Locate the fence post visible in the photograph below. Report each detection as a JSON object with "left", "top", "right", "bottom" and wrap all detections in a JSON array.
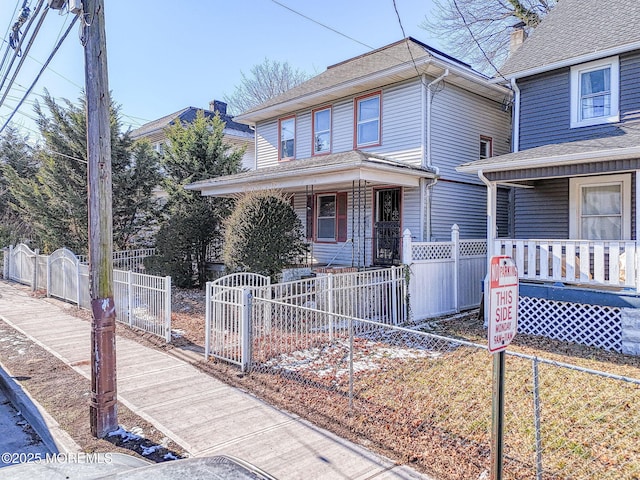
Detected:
[
  {"left": 2, "top": 247, "right": 7, "bottom": 279},
  {"left": 164, "top": 275, "right": 171, "bottom": 343},
  {"left": 75, "top": 256, "right": 81, "bottom": 307},
  {"left": 348, "top": 316, "right": 354, "bottom": 411},
  {"left": 402, "top": 229, "right": 412, "bottom": 265},
  {"left": 241, "top": 288, "right": 252, "bottom": 372},
  {"left": 204, "top": 282, "right": 212, "bottom": 361},
  {"left": 391, "top": 266, "right": 398, "bottom": 325},
  {"left": 328, "top": 273, "right": 334, "bottom": 341},
  {"left": 127, "top": 271, "right": 133, "bottom": 328},
  {"left": 452, "top": 224, "right": 460, "bottom": 313},
  {"left": 46, "top": 250, "right": 51, "bottom": 297},
  {"left": 532, "top": 357, "right": 543, "bottom": 480},
  {"left": 32, "top": 249, "right": 39, "bottom": 291}
]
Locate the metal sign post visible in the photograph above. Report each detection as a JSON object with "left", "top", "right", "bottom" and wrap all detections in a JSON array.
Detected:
[{"left": 488, "top": 256, "right": 518, "bottom": 480}]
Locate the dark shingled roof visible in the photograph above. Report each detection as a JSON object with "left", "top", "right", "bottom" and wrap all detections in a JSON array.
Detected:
[
  {"left": 131, "top": 106, "right": 252, "bottom": 140},
  {"left": 500, "top": 0, "right": 640, "bottom": 78}
]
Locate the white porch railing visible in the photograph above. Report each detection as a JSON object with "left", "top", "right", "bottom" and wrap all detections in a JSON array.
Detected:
[{"left": 494, "top": 239, "right": 639, "bottom": 289}]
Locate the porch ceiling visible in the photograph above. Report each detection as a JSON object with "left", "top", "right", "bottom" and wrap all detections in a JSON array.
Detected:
[{"left": 186, "top": 150, "right": 436, "bottom": 197}]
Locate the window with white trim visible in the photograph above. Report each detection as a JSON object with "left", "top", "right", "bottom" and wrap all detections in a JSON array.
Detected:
[
  {"left": 480, "top": 136, "right": 493, "bottom": 159},
  {"left": 569, "top": 174, "right": 630, "bottom": 240},
  {"left": 355, "top": 92, "right": 381, "bottom": 147},
  {"left": 313, "top": 107, "right": 331, "bottom": 155},
  {"left": 570, "top": 57, "right": 619, "bottom": 128},
  {"left": 316, "top": 194, "right": 336, "bottom": 241},
  {"left": 279, "top": 116, "right": 295, "bottom": 160}
]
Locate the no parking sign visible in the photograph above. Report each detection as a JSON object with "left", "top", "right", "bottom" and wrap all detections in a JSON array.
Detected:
[{"left": 488, "top": 256, "right": 518, "bottom": 353}]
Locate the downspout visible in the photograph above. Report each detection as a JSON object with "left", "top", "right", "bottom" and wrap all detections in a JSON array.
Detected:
[
  {"left": 424, "top": 69, "right": 448, "bottom": 240},
  {"left": 511, "top": 78, "right": 520, "bottom": 153},
  {"left": 478, "top": 168, "right": 495, "bottom": 324}
]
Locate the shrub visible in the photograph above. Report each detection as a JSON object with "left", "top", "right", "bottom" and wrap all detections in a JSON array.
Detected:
[{"left": 223, "top": 190, "right": 308, "bottom": 281}]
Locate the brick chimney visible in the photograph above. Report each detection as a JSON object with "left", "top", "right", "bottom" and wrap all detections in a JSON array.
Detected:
[
  {"left": 509, "top": 22, "right": 527, "bottom": 56},
  {"left": 209, "top": 100, "right": 227, "bottom": 115}
]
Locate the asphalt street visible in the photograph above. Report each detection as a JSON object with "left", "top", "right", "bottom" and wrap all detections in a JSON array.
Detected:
[{"left": 0, "top": 374, "right": 50, "bottom": 469}]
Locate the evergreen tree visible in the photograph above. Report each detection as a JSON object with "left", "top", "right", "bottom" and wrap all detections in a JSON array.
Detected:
[
  {"left": 155, "top": 110, "right": 244, "bottom": 287},
  {"left": 5, "top": 92, "right": 161, "bottom": 254},
  {"left": 0, "top": 126, "right": 37, "bottom": 246}
]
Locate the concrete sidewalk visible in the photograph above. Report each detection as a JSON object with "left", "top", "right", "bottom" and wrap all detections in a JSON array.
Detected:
[{"left": 0, "top": 281, "right": 429, "bottom": 480}]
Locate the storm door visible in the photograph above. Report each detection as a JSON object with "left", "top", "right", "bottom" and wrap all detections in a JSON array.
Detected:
[{"left": 373, "top": 188, "right": 401, "bottom": 265}]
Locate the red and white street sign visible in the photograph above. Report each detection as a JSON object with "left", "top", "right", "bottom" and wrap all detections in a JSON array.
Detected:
[{"left": 488, "top": 256, "right": 519, "bottom": 353}]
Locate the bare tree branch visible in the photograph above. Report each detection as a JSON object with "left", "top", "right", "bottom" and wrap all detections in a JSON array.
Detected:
[{"left": 422, "top": 0, "right": 557, "bottom": 74}]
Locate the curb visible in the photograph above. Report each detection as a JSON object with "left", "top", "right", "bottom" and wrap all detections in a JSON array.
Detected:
[{"left": 0, "top": 359, "right": 81, "bottom": 455}]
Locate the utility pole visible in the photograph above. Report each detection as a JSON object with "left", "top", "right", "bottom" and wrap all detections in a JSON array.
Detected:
[{"left": 83, "top": 0, "right": 118, "bottom": 437}]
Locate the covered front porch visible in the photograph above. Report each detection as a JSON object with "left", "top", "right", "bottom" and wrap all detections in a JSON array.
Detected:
[
  {"left": 457, "top": 129, "right": 640, "bottom": 354},
  {"left": 187, "top": 150, "right": 436, "bottom": 270}
]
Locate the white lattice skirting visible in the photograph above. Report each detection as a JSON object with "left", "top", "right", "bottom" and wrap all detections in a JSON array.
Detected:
[{"left": 518, "top": 296, "right": 622, "bottom": 352}]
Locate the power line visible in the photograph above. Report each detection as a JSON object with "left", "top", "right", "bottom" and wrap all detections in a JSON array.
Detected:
[
  {"left": 269, "top": 0, "right": 376, "bottom": 51},
  {"left": 0, "top": 0, "right": 48, "bottom": 108},
  {"left": 0, "top": 13, "right": 78, "bottom": 135}
]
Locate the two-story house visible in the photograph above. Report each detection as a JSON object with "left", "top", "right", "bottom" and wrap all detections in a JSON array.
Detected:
[
  {"left": 187, "top": 38, "right": 511, "bottom": 271},
  {"left": 458, "top": 0, "right": 640, "bottom": 354},
  {"left": 131, "top": 100, "right": 255, "bottom": 171}
]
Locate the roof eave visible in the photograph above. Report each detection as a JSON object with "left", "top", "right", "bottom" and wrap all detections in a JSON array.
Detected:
[{"left": 457, "top": 145, "right": 640, "bottom": 175}]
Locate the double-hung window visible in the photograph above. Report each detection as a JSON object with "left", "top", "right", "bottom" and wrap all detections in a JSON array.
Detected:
[
  {"left": 279, "top": 116, "right": 295, "bottom": 160},
  {"left": 313, "top": 107, "right": 331, "bottom": 155},
  {"left": 570, "top": 57, "right": 619, "bottom": 128},
  {"left": 354, "top": 92, "right": 381, "bottom": 147},
  {"left": 569, "top": 174, "right": 630, "bottom": 240},
  {"left": 313, "top": 193, "right": 347, "bottom": 242}
]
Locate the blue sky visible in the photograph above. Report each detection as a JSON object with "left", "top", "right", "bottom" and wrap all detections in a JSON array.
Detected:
[{"left": 0, "top": 0, "right": 443, "bottom": 139}]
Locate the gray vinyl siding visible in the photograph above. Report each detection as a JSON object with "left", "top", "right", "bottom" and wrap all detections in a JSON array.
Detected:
[
  {"left": 296, "top": 111, "right": 312, "bottom": 159},
  {"left": 513, "top": 178, "right": 569, "bottom": 239},
  {"left": 402, "top": 186, "right": 421, "bottom": 239},
  {"left": 332, "top": 99, "right": 353, "bottom": 152},
  {"left": 430, "top": 181, "right": 488, "bottom": 240},
  {"left": 519, "top": 51, "right": 640, "bottom": 149},
  {"left": 255, "top": 122, "right": 278, "bottom": 168},
  {"left": 431, "top": 82, "right": 511, "bottom": 184},
  {"left": 372, "top": 80, "right": 422, "bottom": 165},
  {"left": 496, "top": 187, "right": 512, "bottom": 238}
]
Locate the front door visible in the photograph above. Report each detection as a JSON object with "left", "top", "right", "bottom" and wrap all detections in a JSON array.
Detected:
[{"left": 374, "top": 188, "right": 401, "bottom": 265}]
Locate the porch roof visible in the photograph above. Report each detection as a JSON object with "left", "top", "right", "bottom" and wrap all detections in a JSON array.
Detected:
[
  {"left": 185, "top": 150, "right": 436, "bottom": 196},
  {"left": 456, "top": 123, "right": 640, "bottom": 182}
]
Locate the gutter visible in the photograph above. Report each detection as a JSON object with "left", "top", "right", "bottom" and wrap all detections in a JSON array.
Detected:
[{"left": 511, "top": 78, "right": 520, "bottom": 153}]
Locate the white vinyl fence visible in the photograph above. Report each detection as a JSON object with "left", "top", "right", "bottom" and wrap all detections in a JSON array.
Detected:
[
  {"left": 3, "top": 244, "right": 170, "bottom": 341},
  {"left": 403, "top": 225, "right": 487, "bottom": 319}
]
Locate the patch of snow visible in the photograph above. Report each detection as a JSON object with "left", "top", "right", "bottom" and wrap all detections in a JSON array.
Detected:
[
  {"left": 108, "top": 426, "right": 141, "bottom": 442},
  {"left": 163, "top": 452, "right": 179, "bottom": 460},
  {"left": 141, "top": 444, "right": 161, "bottom": 456}
]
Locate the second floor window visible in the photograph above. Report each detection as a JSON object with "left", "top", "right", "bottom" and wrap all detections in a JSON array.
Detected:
[
  {"left": 313, "top": 107, "right": 331, "bottom": 155},
  {"left": 279, "top": 116, "right": 295, "bottom": 160},
  {"left": 355, "top": 92, "right": 381, "bottom": 147},
  {"left": 570, "top": 57, "right": 619, "bottom": 128},
  {"left": 480, "top": 136, "right": 493, "bottom": 159}
]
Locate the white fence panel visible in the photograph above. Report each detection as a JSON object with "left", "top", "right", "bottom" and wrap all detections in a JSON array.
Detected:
[
  {"left": 9, "top": 244, "right": 37, "bottom": 287},
  {"left": 48, "top": 248, "right": 80, "bottom": 305},
  {"left": 404, "top": 226, "right": 487, "bottom": 319}
]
